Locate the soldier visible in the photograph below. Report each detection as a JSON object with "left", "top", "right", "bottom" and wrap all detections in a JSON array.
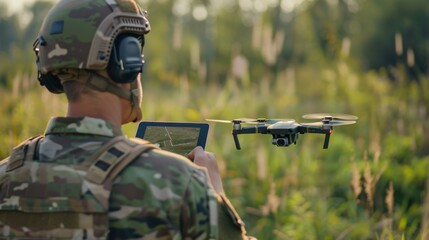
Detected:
[{"left": 0, "top": 0, "right": 254, "bottom": 239}]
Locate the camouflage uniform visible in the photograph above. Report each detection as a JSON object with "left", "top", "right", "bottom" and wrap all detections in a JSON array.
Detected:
[{"left": 0, "top": 117, "right": 250, "bottom": 239}]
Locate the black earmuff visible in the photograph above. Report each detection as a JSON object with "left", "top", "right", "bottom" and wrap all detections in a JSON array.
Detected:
[
  {"left": 33, "top": 36, "right": 64, "bottom": 94},
  {"left": 107, "top": 35, "right": 144, "bottom": 83},
  {"left": 38, "top": 72, "right": 64, "bottom": 94}
]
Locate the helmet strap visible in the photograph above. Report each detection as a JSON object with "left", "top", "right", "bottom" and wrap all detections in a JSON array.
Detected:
[{"left": 129, "top": 80, "right": 142, "bottom": 122}]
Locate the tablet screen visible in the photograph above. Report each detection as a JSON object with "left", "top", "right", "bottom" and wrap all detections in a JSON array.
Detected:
[{"left": 136, "top": 121, "right": 209, "bottom": 156}]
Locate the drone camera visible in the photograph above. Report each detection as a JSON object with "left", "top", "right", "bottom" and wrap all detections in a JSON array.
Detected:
[{"left": 272, "top": 138, "right": 289, "bottom": 147}]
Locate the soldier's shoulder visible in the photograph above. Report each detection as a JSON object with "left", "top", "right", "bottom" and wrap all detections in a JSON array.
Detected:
[
  {"left": 0, "top": 157, "right": 9, "bottom": 172},
  {"left": 0, "top": 135, "right": 43, "bottom": 173}
]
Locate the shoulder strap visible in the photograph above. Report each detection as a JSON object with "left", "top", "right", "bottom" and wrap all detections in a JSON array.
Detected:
[
  {"left": 85, "top": 138, "right": 157, "bottom": 185},
  {"left": 6, "top": 135, "right": 44, "bottom": 172}
]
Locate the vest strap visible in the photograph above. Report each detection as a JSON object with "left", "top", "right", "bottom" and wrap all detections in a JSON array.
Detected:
[
  {"left": 6, "top": 135, "right": 44, "bottom": 172},
  {"left": 85, "top": 138, "right": 156, "bottom": 185},
  {"left": 84, "top": 136, "right": 127, "bottom": 164}
]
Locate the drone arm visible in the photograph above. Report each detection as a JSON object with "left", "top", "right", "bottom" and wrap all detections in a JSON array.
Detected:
[
  {"left": 299, "top": 125, "right": 333, "bottom": 149},
  {"left": 298, "top": 126, "right": 326, "bottom": 134},
  {"left": 240, "top": 125, "right": 267, "bottom": 134},
  {"left": 231, "top": 125, "right": 267, "bottom": 150}
]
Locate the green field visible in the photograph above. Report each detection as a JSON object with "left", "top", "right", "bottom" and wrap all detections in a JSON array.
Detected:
[{"left": 143, "top": 126, "right": 200, "bottom": 156}]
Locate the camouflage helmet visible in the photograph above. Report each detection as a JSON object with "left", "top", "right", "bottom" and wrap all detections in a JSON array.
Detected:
[{"left": 35, "top": 0, "right": 151, "bottom": 74}]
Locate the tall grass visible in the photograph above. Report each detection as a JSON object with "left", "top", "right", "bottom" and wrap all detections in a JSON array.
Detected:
[
  {"left": 1, "top": 62, "right": 428, "bottom": 239},
  {"left": 137, "top": 61, "right": 429, "bottom": 239}
]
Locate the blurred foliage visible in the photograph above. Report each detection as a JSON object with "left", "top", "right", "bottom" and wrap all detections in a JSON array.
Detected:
[{"left": 0, "top": 0, "right": 428, "bottom": 239}]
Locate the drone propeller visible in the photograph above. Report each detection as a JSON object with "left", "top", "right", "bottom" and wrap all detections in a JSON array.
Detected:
[
  {"left": 206, "top": 118, "right": 259, "bottom": 124},
  {"left": 302, "top": 113, "right": 358, "bottom": 121},
  {"left": 206, "top": 119, "right": 235, "bottom": 124},
  {"left": 301, "top": 120, "right": 356, "bottom": 127}
]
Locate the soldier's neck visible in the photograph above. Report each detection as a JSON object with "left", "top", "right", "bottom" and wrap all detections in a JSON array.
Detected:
[{"left": 67, "top": 91, "right": 122, "bottom": 127}]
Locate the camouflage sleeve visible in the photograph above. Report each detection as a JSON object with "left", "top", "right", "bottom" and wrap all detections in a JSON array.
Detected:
[
  {"left": 180, "top": 167, "right": 218, "bottom": 239},
  {"left": 182, "top": 167, "right": 256, "bottom": 240}
]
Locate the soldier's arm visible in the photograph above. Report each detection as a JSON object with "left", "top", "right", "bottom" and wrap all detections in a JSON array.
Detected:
[
  {"left": 187, "top": 147, "right": 256, "bottom": 239},
  {"left": 183, "top": 168, "right": 256, "bottom": 239},
  {"left": 181, "top": 168, "right": 218, "bottom": 239}
]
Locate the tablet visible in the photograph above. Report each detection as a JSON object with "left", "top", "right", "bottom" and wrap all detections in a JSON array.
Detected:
[{"left": 136, "top": 121, "right": 209, "bottom": 156}]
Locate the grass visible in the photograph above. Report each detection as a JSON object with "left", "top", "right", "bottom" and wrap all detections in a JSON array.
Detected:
[{"left": 1, "top": 62, "right": 428, "bottom": 239}]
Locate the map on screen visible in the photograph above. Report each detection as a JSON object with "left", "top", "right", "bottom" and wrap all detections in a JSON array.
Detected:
[{"left": 136, "top": 122, "right": 209, "bottom": 157}]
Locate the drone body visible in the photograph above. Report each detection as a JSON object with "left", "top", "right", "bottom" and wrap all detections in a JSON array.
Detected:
[
  {"left": 207, "top": 113, "right": 357, "bottom": 150},
  {"left": 266, "top": 121, "right": 301, "bottom": 147}
]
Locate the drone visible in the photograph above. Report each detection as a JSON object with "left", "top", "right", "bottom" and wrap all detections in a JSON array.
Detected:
[{"left": 207, "top": 113, "right": 358, "bottom": 150}]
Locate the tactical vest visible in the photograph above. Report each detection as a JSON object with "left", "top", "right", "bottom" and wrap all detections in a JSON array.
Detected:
[{"left": 0, "top": 135, "right": 156, "bottom": 239}]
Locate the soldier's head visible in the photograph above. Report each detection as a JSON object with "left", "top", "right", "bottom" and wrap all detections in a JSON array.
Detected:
[{"left": 33, "top": 0, "right": 151, "bottom": 123}]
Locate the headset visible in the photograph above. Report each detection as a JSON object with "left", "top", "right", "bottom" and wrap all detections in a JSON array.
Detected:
[
  {"left": 107, "top": 34, "right": 144, "bottom": 84},
  {"left": 34, "top": 34, "right": 145, "bottom": 94}
]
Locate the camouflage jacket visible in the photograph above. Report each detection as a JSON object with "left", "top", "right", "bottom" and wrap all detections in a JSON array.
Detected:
[{"left": 0, "top": 117, "right": 250, "bottom": 239}]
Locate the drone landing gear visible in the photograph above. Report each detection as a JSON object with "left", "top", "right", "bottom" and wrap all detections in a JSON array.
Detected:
[
  {"left": 323, "top": 132, "right": 331, "bottom": 149},
  {"left": 233, "top": 133, "right": 241, "bottom": 150}
]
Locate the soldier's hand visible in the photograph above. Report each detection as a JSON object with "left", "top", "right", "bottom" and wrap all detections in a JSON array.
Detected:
[{"left": 188, "top": 146, "right": 224, "bottom": 196}]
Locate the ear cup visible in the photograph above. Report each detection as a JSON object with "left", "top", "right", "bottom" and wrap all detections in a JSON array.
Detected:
[
  {"left": 34, "top": 37, "right": 64, "bottom": 94},
  {"left": 38, "top": 72, "right": 64, "bottom": 94},
  {"left": 107, "top": 35, "right": 143, "bottom": 83}
]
